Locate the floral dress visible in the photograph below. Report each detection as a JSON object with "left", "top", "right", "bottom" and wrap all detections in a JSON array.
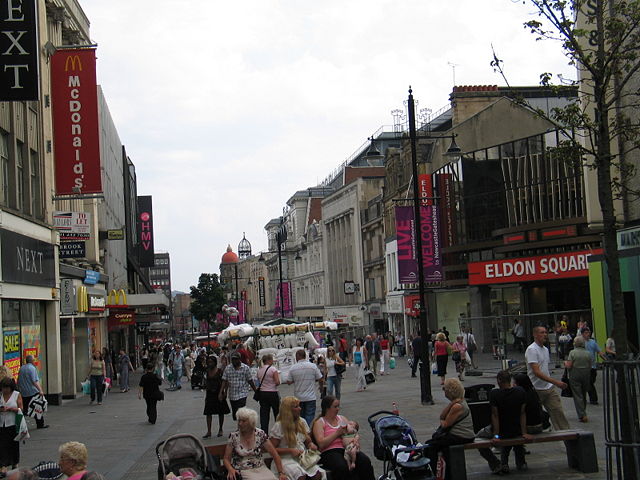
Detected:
[{"left": 229, "top": 428, "right": 269, "bottom": 470}]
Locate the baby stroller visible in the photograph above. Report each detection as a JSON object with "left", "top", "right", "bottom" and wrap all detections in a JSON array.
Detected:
[
  {"left": 156, "top": 433, "right": 223, "bottom": 480},
  {"left": 368, "top": 411, "right": 434, "bottom": 480},
  {"left": 191, "top": 366, "right": 205, "bottom": 390}
]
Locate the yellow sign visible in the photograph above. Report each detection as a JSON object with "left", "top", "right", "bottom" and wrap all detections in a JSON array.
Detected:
[
  {"left": 77, "top": 285, "right": 88, "bottom": 312},
  {"left": 64, "top": 55, "right": 83, "bottom": 72},
  {"left": 107, "top": 229, "right": 124, "bottom": 240},
  {"left": 107, "top": 289, "right": 127, "bottom": 306}
]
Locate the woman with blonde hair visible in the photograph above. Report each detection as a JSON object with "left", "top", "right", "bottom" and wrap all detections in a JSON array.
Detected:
[
  {"left": 269, "top": 396, "right": 323, "bottom": 480},
  {"left": 325, "top": 347, "right": 345, "bottom": 399},
  {"left": 257, "top": 354, "right": 280, "bottom": 434},
  {"left": 58, "top": 441, "right": 88, "bottom": 480},
  {"left": 433, "top": 332, "right": 452, "bottom": 386}
]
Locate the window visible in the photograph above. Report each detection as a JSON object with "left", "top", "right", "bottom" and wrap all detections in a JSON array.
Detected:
[
  {"left": 0, "top": 131, "right": 9, "bottom": 206},
  {"left": 30, "top": 150, "right": 42, "bottom": 218},
  {"left": 16, "top": 143, "right": 24, "bottom": 211}
]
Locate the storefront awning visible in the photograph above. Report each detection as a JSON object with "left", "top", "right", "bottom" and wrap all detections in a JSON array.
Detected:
[{"left": 125, "top": 293, "right": 170, "bottom": 308}]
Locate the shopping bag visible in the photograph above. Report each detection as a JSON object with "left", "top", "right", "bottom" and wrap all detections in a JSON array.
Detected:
[
  {"left": 431, "top": 361, "right": 438, "bottom": 374},
  {"left": 81, "top": 379, "right": 91, "bottom": 395},
  {"left": 26, "top": 394, "right": 47, "bottom": 419},
  {"left": 364, "top": 369, "right": 375, "bottom": 384},
  {"left": 561, "top": 369, "right": 573, "bottom": 398},
  {"left": 14, "top": 409, "right": 30, "bottom": 442},
  {"left": 389, "top": 357, "right": 396, "bottom": 369}
]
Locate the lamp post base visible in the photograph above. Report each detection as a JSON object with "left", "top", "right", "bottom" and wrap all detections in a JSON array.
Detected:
[{"left": 419, "top": 360, "right": 434, "bottom": 405}]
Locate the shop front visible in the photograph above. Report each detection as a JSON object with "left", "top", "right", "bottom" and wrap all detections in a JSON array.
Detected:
[{"left": 0, "top": 225, "right": 61, "bottom": 403}]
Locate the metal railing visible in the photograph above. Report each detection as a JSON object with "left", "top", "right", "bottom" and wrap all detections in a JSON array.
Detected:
[{"left": 603, "top": 357, "right": 640, "bottom": 479}]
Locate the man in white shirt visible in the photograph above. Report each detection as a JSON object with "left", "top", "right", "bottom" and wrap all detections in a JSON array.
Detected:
[
  {"left": 287, "top": 349, "right": 322, "bottom": 426},
  {"left": 525, "top": 325, "right": 570, "bottom": 430}
]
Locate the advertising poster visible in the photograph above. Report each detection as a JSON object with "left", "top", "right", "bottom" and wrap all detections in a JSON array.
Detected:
[
  {"left": 395, "top": 206, "right": 418, "bottom": 284},
  {"left": 3, "top": 329, "right": 20, "bottom": 379},
  {"left": 21, "top": 325, "right": 41, "bottom": 369}
]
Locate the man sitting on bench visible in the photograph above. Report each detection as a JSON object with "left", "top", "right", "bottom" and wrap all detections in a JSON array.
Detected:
[{"left": 478, "top": 370, "right": 533, "bottom": 475}]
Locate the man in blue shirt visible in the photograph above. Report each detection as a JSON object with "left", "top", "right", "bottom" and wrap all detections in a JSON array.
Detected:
[
  {"left": 17, "top": 355, "right": 48, "bottom": 428},
  {"left": 582, "top": 327, "right": 607, "bottom": 405}
]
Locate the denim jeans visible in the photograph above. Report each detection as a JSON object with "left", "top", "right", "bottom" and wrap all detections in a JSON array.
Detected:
[
  {"left": 172, "top": 367, "right": 182, "bottom": 388},
  {"left": 327, "top": 375, "right": 342, "bottom": 399},
  {"left": 90, "top": 375, "right": 104, "bottom": 402},
  {"left": 300, "top": 400, "right": 316, "bottom": 427}
]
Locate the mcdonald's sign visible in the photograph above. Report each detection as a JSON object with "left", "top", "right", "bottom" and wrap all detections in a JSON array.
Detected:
[
  {"left": 51, "top": 48, "right": 102, "bottom": 195},
  {"left": 106, "top": 289, "right": 128, "bottom": 309},
  {"left": 77, "top": 286, "right": 88, "bottom": 313}
]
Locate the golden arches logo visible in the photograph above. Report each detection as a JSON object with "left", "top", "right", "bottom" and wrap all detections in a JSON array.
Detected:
[
  {"left": 77, "top": 286, "right": 88, "bottom": 312},
  {"left": 107, "top": 289, "right": 127, "bottom": 305},
  {"left": 64, "top": 55, "right": 83, "bottom": 72}
]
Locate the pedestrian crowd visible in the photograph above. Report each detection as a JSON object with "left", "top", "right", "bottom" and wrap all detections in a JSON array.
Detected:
[{"left": 0, "top": 318, "right": 613, "bottom": 480}]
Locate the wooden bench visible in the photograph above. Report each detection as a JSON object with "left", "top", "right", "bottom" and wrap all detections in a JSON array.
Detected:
[{"left": 447, "top": 429, "right": 598, "bottom": 480}]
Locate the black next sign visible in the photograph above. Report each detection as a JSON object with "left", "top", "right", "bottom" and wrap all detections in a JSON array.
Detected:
[
  {"left": 0, "top": 0, "right": 39, "bottom": 101},
  {"left": 1, "top": 229, "right": 55, "bottom": 287}
]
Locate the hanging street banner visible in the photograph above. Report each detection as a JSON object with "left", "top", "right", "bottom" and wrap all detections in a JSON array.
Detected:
[
  {"left": 274, "top": 281, "right": 294, "bottom": 318},
  {"left": 53, "top": 211, "right": 91, "bottom": 240},
  {"left": 395, "top": 206, "right": 418, "bottom": 284},
  {"left": 0, "top": 0, "right": 39, "bottom": 101},
  {"left": 51, "top": 48, "right": 102, "bottom": 195},
  {"left": 258, "top": 277, "right": 266, "bottom": 306},
  {"left": 417, "top": 174, "right": 442, "bottom": 282},
  {"left": 137, "top": 196, "right": 155, "bottom": 267}
]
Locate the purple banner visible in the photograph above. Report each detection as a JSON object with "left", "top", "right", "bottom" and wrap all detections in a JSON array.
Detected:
[
  {"left": 395, "top": 206, "right": 418, "bottom": 283},
  {"left": 419, "top": 205, "right": 442, "bottom": 282},
  {"left": 395, "top": 206, "right": 442, "bottom": 284},
  {"left": 274, "top": 281, "right": 294, "bottom": 318}
]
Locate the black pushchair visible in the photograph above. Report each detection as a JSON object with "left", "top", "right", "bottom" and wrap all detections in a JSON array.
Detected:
[
  {"left": 368, "top": 411, "right": 434, "bottom": 480},
  {"left": 156, "top": 433, "right": 223, "bottom": 480},
  {"left": 191, "top": 366, "right": 205, "bottom": 390}
]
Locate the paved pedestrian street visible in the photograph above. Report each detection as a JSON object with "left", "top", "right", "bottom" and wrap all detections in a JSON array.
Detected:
[{"left": 19, "top": 357, "right": 606, "bottom": 479}]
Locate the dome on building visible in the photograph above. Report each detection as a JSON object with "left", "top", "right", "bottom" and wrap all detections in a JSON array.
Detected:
[
  {"left": 238, "top": 232, "right": 252, "bottom": 259},
  {"left": 221, "top": 244, "right": 239, "bottom": 264}
]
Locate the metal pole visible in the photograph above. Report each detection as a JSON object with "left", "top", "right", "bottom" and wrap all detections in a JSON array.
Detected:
[
  {"left": 277, "top": 230, "right": 285, "bottom": 318},
  {"left": 408, "top": 87, "right": 434, "bottom": 405},
  {"left": 235, "top": 264, "right": 239, "bottom": 320}
]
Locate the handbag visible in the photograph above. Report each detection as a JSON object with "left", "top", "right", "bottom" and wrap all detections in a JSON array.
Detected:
[
  {"left": 253, "top": 365, "right": 271, "bottom": 402},
  {"left": 364, "top": 369, "right": 375, "bottom": 384},
  {"left": 561, "top": 369, "right": 573, "bottom": 398},
  {"left": 298, "top": 449, "right": 321, "bottom": 470},
  {"left": 335, "top": 362, "right": 346, "bottom": 375},
  {"left": 150, "top": 389, "right": 165, "bottom": 401},
  {"left": 452, "top": 351, "right": 461, "bottom": 362},
  {"left": 431, "top": 405, "right": 470, "bottom": 441}
]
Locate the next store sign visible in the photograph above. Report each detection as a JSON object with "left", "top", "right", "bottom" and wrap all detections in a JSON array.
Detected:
[{"left": 468, "top": 249, "right": 602, "bottom": 285}]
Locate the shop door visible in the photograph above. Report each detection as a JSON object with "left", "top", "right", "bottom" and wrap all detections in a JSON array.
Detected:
[
  {"left": 74, "top": 318, "right": 89, "bottom": 393},
  {"left": 60, "top": 318, "right": 76, "bottom": 397},
  {"left": 624, "top": 292, "right": 639, "bottom": 352}
]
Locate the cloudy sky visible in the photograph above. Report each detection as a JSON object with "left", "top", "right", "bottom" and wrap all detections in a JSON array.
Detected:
[{"left": 80, "top": 0, "right": 574, "bottom": 292}]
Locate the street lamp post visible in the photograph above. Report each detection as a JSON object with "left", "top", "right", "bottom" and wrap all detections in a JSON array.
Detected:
[{"left": 407, "top": 87, "right": 435, "bottom": 406}]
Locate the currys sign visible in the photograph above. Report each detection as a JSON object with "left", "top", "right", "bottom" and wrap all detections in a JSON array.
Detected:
[
  {"left": 137, "top": 196, "right": 154, "bottom": 267},
  {"left": 468, "top": 249, "right": 603, "bottom": 285}
]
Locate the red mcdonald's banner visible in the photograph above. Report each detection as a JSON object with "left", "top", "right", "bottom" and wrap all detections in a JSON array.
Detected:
[{"left": 51, "top": 48, "right": 102, "bottom": 195}]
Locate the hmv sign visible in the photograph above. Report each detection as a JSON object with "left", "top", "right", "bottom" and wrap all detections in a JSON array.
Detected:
[
  {"left": 1, "top": 229, "right": 55, "bottom": 287},
  {"left": 137, "top": 195, "right": 155, "bottom": 267},
  {"left": 0, "top": 0, "right": 39, "bottom": 101}
]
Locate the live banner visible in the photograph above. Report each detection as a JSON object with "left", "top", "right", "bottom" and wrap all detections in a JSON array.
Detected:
[{"left": 51, "top": 48, "right": 102, "bottom": 195}]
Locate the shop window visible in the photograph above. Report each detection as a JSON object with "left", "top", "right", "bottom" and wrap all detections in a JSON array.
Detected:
[
  {"left": 16, "top": 143, "right": 24, "bottom": 211},
  {"left": 1, "top": 300, "right": 47, "bottom": 391},
  {"left": 30, "top": 150, "right": 42, "bottom": 219}
]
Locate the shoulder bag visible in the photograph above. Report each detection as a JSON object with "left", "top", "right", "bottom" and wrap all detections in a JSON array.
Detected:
[
  {"left": 253, "top": 365, "right": 271, "bottom": 402},
  {"left": 431, "top": 405, "right": 470, "bottom": 441},
  {"left": 298, "top": 449, "right": 321, "bottom": 469}
]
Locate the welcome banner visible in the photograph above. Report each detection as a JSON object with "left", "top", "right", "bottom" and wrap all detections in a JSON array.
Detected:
[{"left": 51, "top": 48, "right": 102, "bottom": 195}]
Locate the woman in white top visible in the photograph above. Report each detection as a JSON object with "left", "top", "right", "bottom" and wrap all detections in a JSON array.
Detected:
[
  {"left": 0, "top": 376, "right": 24, "bottom": 473},
  {"left": 270, "top": 396, "right": 324, "bottom": 480},
  {"left": 351, "top": 338, "right": 368, "bottom": 392},
  {"left": 325, "top": 347, "right": 345, "bottom": 399}
]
